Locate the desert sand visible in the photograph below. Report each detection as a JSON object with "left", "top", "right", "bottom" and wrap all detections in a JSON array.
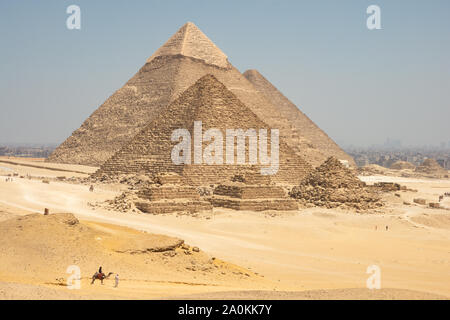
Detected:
[{"left": 0, "top": 156, "right": 449, "bottom": 299}]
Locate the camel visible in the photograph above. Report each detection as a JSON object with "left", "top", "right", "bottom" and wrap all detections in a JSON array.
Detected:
[{"left": 91, "top": 271, "right": 114, "bottom": 285}]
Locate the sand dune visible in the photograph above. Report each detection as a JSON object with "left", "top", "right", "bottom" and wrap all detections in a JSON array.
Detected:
[{"left": 0, "top": 212, "right": 265, "bottom": 299}]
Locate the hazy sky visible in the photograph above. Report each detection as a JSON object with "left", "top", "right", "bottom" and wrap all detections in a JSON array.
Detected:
[{"left": 0, "top": 0, "right": 449, "bottom": 147}]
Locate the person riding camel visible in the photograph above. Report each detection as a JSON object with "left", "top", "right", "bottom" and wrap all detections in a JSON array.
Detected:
[{"left": 91, "top": 267, "right": 113, "bottom": 285}]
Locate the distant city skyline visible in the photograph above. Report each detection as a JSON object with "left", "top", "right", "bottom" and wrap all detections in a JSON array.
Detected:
[
  {"left": 0, "top": 1, "right": 449, "bottom": 147},
  {"left": 341, "top": 138, "right": 450, "bottom": 150}
]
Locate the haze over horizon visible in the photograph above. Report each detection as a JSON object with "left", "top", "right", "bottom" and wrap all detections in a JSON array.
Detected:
[{"left": 0, "top": 0, "right": 449, "bottom": 147}]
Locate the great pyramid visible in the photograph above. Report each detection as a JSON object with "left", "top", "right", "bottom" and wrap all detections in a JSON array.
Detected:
[
  {"left": 243, "top": 69, "right": 355, "bottom": 167},
  {"left": 93, "top": 75, "right": 312, "bottom": 186},
  {"left": 48, "top": 22, "right": 351, "bottom": 168}
]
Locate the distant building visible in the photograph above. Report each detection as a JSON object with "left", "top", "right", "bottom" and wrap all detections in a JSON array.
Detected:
[
  {"left": 383, "top": 138, "right": 402, "bottom": 149},
  {"left": 355, "top": 156, "right": 369, "bottom": 167},
  {"left": 437, "top": 159, "right": 449, "bottom": 170}
]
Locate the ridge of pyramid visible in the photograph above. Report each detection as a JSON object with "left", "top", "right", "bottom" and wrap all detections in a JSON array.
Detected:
[
  {"left": 243, "top": 69, "right": 355, "bottom": 167},
  {"left": 146, "top": 22, "right": 230, "bottom": 69},
  {"left": 93, "top": 74, "right": 312, "bottom": 186}
]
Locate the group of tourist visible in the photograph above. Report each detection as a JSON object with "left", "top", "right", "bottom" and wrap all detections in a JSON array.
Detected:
[{"left": 4, "top": 177, "right": 13, "bottom": 182}]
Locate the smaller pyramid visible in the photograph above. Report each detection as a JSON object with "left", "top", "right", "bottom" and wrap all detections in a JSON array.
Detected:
[
  {"left": 134, "top": 172, "right": 212, "bottom": 215},
  {"left": 243, "top": 69, "right": 355, "bottom": 167},
  {"left": 390, "top": 161, "right": 415, "bottom": 170},
  {"left": 290, "top": 157, "right": 382, "bottom": 210},
  {"left": 209, "top": 169, "right": 298, "bottom": 211},
  {"left": 415, "top": 159, "right": 447, "bottom": 176}
]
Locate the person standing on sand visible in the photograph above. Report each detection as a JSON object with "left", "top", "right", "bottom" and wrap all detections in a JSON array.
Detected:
[{"left": 114, "top": 274, "right": 119, "bottom": 288}]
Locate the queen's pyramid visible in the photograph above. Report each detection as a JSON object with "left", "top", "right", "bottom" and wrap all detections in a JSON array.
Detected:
[{"left": 93, "top": 75, "right": 312, "bottom": 186}]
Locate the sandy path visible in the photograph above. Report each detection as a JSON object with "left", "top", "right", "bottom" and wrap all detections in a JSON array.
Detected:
[
  {"left": 1, "top": 169, "right": 450, "bottom": 298},
  {"left": 0, "top": 156, "right": 97, "bottom": 175}
]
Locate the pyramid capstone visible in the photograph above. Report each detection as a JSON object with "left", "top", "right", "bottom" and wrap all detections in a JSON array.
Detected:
[{"left": 146, "top": 22, "right": 230, "bottom": 69}]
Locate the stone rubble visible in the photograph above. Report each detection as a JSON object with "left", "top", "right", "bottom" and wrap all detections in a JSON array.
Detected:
[
  {"left": 289, "top": 157, "right": 383, "bottom": 211},
  {"left": 88, "top": 191, "right": 140, "bottom": 214}
]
